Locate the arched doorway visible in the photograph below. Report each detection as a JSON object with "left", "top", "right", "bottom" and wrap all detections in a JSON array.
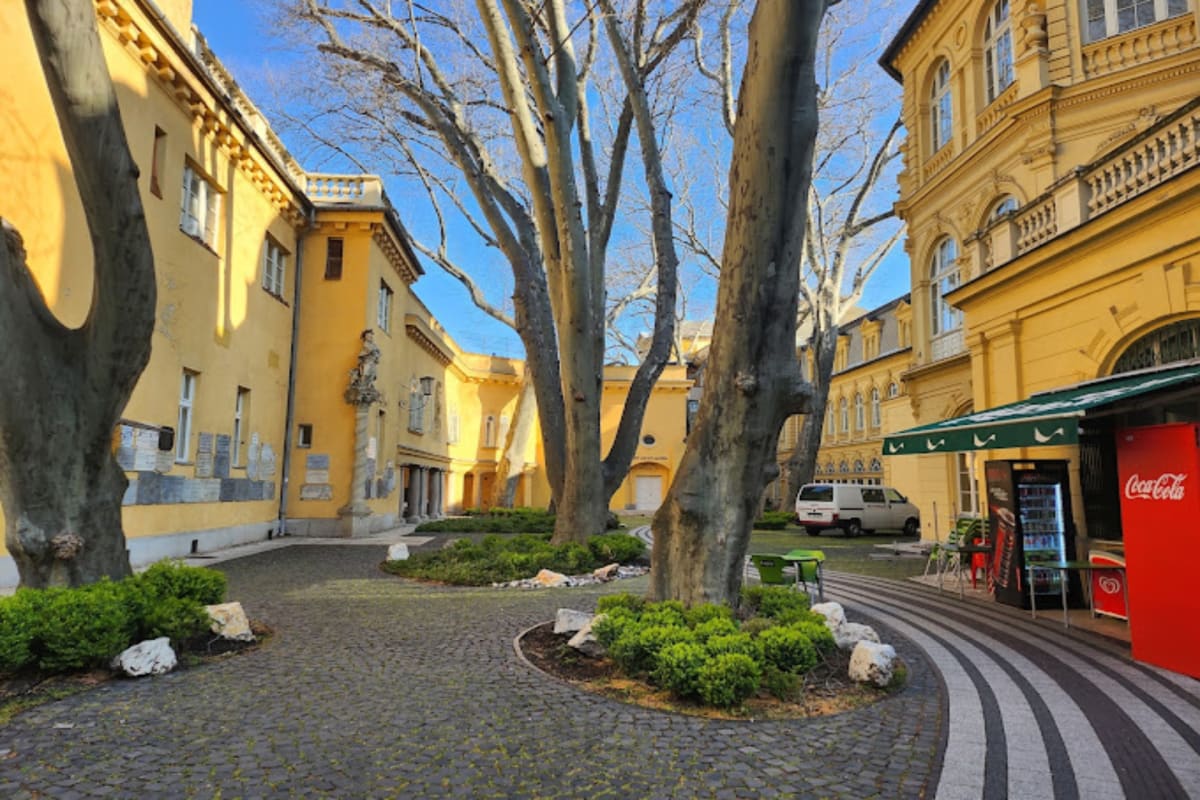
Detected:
[{"left": 628, "top": 462, "right": 670, "bottom": 512}]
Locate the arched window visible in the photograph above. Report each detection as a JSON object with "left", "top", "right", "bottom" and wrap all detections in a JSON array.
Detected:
[
  {"left": 870, "top": 388, "right": 882, "bottom": 427},
  {"left": 984, "top": 0, "right": 1013, "bottom": 103},
  {"left": 826, "top": 407, "right": 836, "bottom": 435},
  {"left": 839, "top": 460, "right": 850, "bottom": 473},
  {"left": 930, "top": 237, "right": 961, "bottom": 337},
  {"left": 825, "top": 460, "right": 836, "bottom": 474},
  {"left": 814, "top": 463, "right": 823, "bottom": 475},
  {"left": 854, "top": 393, "right": 865, "bottom": 431},
  {"left": 1086, "top": 0, "right": 1190, "bottom": 42},
  {"left": 1113, "top": 318, "right": 1200, "bottom": 374},
  {"left": 990, "top": 195, "right": 1018, "bottom": 221},
  {"left": 839, "top": 398, "right": 850, "bottom": 433},
  {"left": 930, "top": 60, "right": 953, "bottom": 152},
  {"left": 853, "top": 459, "right": 865, "bottom": 473},
  {"left": 887, "top": 382, "right": 900, "bottom": 398},
  {"left": 870, "top": 457, "right": 883, "bottom": 472}
]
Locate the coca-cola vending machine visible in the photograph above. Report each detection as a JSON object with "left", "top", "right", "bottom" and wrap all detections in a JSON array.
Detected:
[
  {"left": 1116, "top": 423, "right": 1200, "bottom": 678},
  {"left": 985, "top": 460, "right": 1081, "bottom": 609}
]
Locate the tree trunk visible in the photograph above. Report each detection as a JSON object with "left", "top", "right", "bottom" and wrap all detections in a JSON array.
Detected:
[
  {"left": 490, "top": 372, "right": 536, "bottom": 508},
  {"left": 783, "top": 323, "right": 837, "bottom": 501},
  {"left": 650, "top": 0, "right": 826, "bottom": 606},
  {"left": 0, "top": 0, "right": 156, "bottom": 587}
]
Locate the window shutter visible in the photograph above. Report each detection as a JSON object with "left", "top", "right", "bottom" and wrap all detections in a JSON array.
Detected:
[{"left": 204, "top": 185, "right": 219, "bottom": 246}]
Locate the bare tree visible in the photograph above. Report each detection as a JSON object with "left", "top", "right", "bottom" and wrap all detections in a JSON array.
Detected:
[
  {"left": 282, "top": 0, "right": 703, "bottom": 541},
  {"left": 0, "top": 0, "right": 156, "bottom": 587},
  {"left": 650, "top": 0, "right": 829, "bottom": 605},
  {"left": 682, "top": 0, "right": 905, "bottom": 507}
]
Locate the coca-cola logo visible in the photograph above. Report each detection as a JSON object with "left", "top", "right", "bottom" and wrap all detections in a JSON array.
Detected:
[{"left": 1124, "top": 473, "right": 1188, "bottom": 501}]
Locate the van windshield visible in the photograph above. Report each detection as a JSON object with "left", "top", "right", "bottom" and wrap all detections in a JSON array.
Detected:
[{"left": 798, "top": 485, "right": 833, "bottom": 502}]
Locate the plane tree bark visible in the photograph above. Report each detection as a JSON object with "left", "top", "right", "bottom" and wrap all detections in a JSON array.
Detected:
[
  {"left": 0, "top": 0, "right": 156, "bottom": 588},
  {"left": 650, "top": 0, "right": 828, "bottom": 606},
  {"left": 289, "top": 0, "right": 700, "bottom": 541}
]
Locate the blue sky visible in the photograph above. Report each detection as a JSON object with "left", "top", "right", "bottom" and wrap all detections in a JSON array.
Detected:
[{"left": 191, "top": 1, "right": 914, "bottom": 355}]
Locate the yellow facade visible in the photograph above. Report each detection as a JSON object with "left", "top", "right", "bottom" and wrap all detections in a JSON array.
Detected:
[{"left": 882, "top": 0, "right": 1200, "bottom": 543}]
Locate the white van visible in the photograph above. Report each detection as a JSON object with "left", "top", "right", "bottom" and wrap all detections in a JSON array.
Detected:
[{"left": 794, "top": 483, "right": 920, "bottom": 537}]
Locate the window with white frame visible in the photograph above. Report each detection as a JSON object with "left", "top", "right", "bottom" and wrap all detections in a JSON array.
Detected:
[
  {"left": 930, "top": 60, "right": 953, "bottom": 152},
  {"left": 930, "top": 237, "right": 961, "bottom": 337},
  {"left": 871, "top": 388, "right": 881, "bottom": 427},
  {"left": 826, "top": 407, "right": 836, "bottom": 436},
  {"left": 180, "top": 163, "right": 220, "bottom": 248},
  {"left": 262, "top": 237, "right": 287, "bottom": 298},
  {"left": 984, "top": 0, "right": 1013, "bottom": 103},
  {"left": 378, "top": 281, "right": 393, "bottom": 332},
  {"left": 232, "top": 387, "right": 249, "bottom": 466},
  {"left": 958, "top": 452, "right": 980, "bottom": 515},
  {"left": 854, "top": 393, "right": 865, "bottom": 431},
  {"left": 888, "top": 381, "right": 900, "bottom": 398},
  {"left": 990, "top": 195, "right": 1018, "bottom": 220},
  {"left": 176, "top": 370, "right": 197, "bottom": 462},
  {"left": 1085, "top": 0, "right": 1190, "bottom": 41},
  {"left": 839, "top": 398, "right": 849, "bottom": 433}
]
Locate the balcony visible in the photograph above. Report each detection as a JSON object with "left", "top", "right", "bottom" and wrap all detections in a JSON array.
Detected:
[
  {"left": 971, "top": 99, "right": 1199, "bottom": 274},
  {"left": 931, "top": 329, "right": 965, "bottom": 362},
  {"left": 305, "top": 174, "right": 386, "bottom": 207},
  {"left": 1082, "top": 15, "right": 1198, "bottom": 79}
]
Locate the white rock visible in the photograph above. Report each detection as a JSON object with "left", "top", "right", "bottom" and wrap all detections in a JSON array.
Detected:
[
  {"left": 593, "top": 563, "right": 620, "bottom": 581},
  {"left": 848, "top": 641, "right": 898, "bottom": 688},
  {"left": 809, "top": 602, "right": 847, "bottom": 630},
  {"left": 386, "top": 543, "right": 410, "bottom": 561},
  {"left": 834, "top": 621, "right": 880, "bottom": 651},
  {"left": 554, "top": 608, "right": 594, "bottom": 634},
  {"left": 205, "top": 601, "right": 255, "bottom": 642},
  {"left": 567, "top": 616, "right": 606, "bottom": 658},
  {"left": 533, "top": 569, "right": 569, "bottom": 588},
  {"left": 112, "top": 637, "right": 177, "bottom": 677}
]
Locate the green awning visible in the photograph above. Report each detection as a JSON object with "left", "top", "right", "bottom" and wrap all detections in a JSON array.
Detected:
[{"left": 882, "top": 362, "right": 1200, "bottom": 455}]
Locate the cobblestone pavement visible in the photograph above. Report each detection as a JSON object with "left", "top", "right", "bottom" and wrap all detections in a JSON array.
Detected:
[{"left": 0, "top": 544, "right": 942, "bottom": 799}]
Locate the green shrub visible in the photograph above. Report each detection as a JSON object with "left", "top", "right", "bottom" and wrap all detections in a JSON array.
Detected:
[
  {"left": 139, "top": 560, "right": 227, "bottom": 605},
  {"left": 0, "top": 589, "right": 49, "bottom": 673},
  {"left": 758, "top": 627, "right": 819, "bottom": 674},
  {"left": 705, "top": 632, "right": 764, "bottom": 663},
  {"left": 651, "top": 642, "right": 709, "bottom": 698},
  {"left": 36, "top": 581, "right": 135, "bottom": 672},
  {"left": 691, "top": 616, "right": 740, "bottom": 643},
  {"left": 137, "top": 595, "right": 212, "bottom": 647},
  {"left": 789, "top": 620, "right": 836, "bottom": 654},
  {"left": 697, "top": 653, "right": 761, "bottom": 708},
  {"left": 415, "top": 511, "right": 556, "bottom": 533},
  {"left": 596, "top": 593, "right": 645, "bottom": 616},
  {"left": 610, "top": 625, "right": 694, "bottom": 676},
  {"left": 592, "top": 608, "right": 639, "bottom": 649},
  {"left": 739, "top": 616, "right": 776, "bottom": 637},
  {"left": 683, "top": 603, "right": 734, "bottom": 628},
  {"left": 753, "top": 511, "right": 795, "bottom": 530},
  {"left": 762, "top": 665, "right": 801, "bottom": 700},
  {"left": 639, "top": 600, "right": 686, "bottom": 628},
  {"left": 587, "top": 533, "right": 645, "bottom": 564},
  {"left": 740, "top": 585, "right": 811, "bottom": 621}
]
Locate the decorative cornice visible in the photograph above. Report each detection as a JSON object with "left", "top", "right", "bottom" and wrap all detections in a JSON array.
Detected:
[
  {"left": 374, "top": 224, "right": 421, "bottom": 285},
  {"left": 405, "top": 317, "right": 454, "bottom": 366}
]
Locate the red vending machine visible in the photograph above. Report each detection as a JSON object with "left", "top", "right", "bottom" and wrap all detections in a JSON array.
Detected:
[{"left": 1116, "top": 423, "right": 1200, "bottom": 678}]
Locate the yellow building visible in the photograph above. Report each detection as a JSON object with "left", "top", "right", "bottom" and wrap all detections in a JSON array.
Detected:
[
  {"left": 880, "top": 0, "right": 1200, "bottom": 548},
  {"left": 0, "top": 0, "right": 701, "bottom": 584}
]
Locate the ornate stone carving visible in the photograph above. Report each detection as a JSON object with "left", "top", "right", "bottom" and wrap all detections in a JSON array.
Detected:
[
  {"left": 1020, "top": 1, "right": 1048, "bottom": 55},
  {"left": 345, "top": 329, "right": 382, "bottom": 406}
]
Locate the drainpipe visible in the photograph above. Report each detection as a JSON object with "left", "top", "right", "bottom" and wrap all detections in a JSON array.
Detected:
[{"left": 277, "top": 205, "right": 314, "bottom": 535}]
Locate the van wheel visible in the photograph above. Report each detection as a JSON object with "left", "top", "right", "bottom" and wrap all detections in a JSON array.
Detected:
[
  {"left": 844, "top": 519, "right": 862, "bottom": 537},
  {"left": 903, "top": 517, "right": 919, "bottom": 537}
]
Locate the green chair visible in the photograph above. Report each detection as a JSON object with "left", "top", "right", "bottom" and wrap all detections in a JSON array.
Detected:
[
  {"left": 749, "top": 554, "right": 790, "bottom": 586},
  {"left": 784, "top": 549, "right": 826, "bottom": 600}
]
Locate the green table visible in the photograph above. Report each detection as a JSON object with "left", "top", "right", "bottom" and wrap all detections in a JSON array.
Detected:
[
  {"left": 1027, "top": 560, "right": 1129, "bottom": 628},
  {"left": 783, "top": 549, "right": 825, "bottom": 602}
]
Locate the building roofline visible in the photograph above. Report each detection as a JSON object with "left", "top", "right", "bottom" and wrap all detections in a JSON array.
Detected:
[{"left": 879, "top": 0, "right": 939, "bottom": 83}]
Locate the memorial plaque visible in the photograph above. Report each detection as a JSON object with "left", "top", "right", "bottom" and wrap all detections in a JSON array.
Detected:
[
  {"left": 246, "top": 433, "right": 261, "bottom": 481},
  {"left": 155, "top": 450, "right": 173, "bottom": 474},
  {"left": 219, "top": 479, "right": 237, "bottom": 502},
  {"left": 213, "top": 434, "right": 232, "bottom": 479},
  {"left": 182, "top": 479, "right": 206, "bottom": 503},
  {"left": 305, "top": 469, "right": 330, "bottom": 484},
  {"left": 198, "top": 479, "right": 221, "bottom": 503},
  {"left": 233, "top": 480, "right": 252, "bottom": 502},
  {"left": 159, "top": 477, "right": 185, "bottom": 505},
  {"left": 262, "top": 482, "right": 276, "bottom": 500},
  {"left": 306, "top": 454, "right": 330, "bottom": 470},
  {"left": 367, "top": 436, "right": 377, "bottom": 461},
  {"left": 195, "top": 432, "right": 215, "bottom": 478},
  {"left": 260, "top": 444, "right": 277, "bottom": 478},
  {"left": 300, "top": 484, "right": 333, "bottom": 501},
  {"left": 116, "top": 425, "right": 136, "bottom": 471},
  {"left": 133, "top": 429, "right": 159, "bottom": 471},
  {"left": 136, "top": 473, "right": 161, "bottom": 505}
]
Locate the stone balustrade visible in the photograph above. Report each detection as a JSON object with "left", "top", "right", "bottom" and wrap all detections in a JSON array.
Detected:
[
  {"left": 305, "top": 173, "right": 386, "bottom": 206},
  {"left": 1082, "top": 15, "right": 1197, "bottom": 79}
]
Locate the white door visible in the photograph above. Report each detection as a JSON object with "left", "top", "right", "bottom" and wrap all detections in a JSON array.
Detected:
[{"left": 635, "top": 476, "right": 663, "bottom": 511}]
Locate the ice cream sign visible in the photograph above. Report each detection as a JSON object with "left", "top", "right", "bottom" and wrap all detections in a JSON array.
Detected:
[{"left": 1124, "top": 473, "right": 1188, "bottom": 501}]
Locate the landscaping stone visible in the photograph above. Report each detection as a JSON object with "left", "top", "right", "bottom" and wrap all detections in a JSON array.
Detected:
[
  {"left": 492, "top": 565, "right": 649, "bottom": 589},
  {"left": 111, "top": 637, "right": 177, "bottom": 677},
  {"left": 834, "top": 622, "right": 880, "bottom": 651},
  {"left": 849, "top": 641, "right": 897, "bottom": 688},
  {"left": 205, "top": 601, "right": 255, "bottom": 642},
  {"left": 593, "top": 563, "right": 620, "bottom": 581},
  {"left": 533, "top": 569, "right": 569, "bottom": 587},
  {"left": 554, "top": 608, "right": 594, "bottom": 634},
  {"left": 386, "top": 542, "right": 410, "bottom": 561},
  {"left": 810, "top": 602, "right": 847, "bottom": 630},
  {"left": 567, "top": 616, "right": 605, "bottom": 658}
]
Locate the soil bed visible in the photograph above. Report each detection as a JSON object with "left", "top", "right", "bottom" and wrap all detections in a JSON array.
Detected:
[{"left": 519, "top": 622, "right": 903, "bottom": 721}]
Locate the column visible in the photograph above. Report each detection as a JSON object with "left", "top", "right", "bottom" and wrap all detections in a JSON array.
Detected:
[
  {"left": 404, "top": 465, "right": 421, "bottom": 523},
  {"left": 338, "top": 404, "right": 373, "bottom": 537},
  {"left": 417, "top": 466, "right": 430, "bottom": 519},
  {"left": 431, "top": 469, "right": 444, "bottom": 518}
]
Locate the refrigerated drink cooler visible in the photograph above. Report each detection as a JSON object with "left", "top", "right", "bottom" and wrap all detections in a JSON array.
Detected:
[{"left": 985, "top": 460, "right": 1083, "bottom": 610}]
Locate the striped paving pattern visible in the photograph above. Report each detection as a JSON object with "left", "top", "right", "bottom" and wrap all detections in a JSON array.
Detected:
[
  {"left": 632, "top": 528, "right": 1200, "bottom": 798},
  {"left": 827, "top": 571, "right": 1200, "bottom": 800}
]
